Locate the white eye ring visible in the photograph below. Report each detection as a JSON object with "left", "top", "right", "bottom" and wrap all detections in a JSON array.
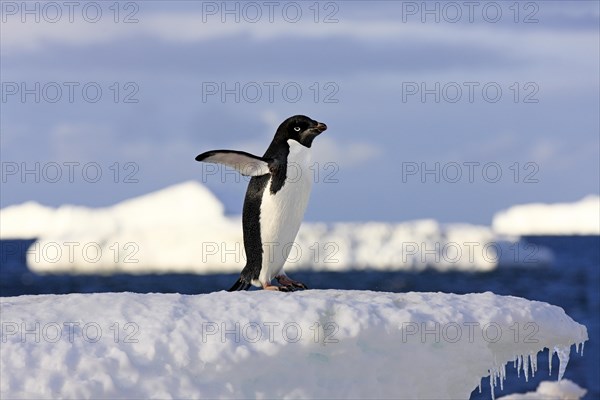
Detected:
[{"left": 294, "top": 126, "right": 301, "bottom": 132}]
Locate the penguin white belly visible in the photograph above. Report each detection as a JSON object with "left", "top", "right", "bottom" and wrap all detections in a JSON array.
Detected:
[{"left": 257, "top": 140, "right": 313, "bottom": 285}]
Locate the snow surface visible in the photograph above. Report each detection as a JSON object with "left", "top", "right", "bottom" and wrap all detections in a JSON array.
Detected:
[
  {"left": 497, "top": 379, "right": 587, "bottom": 400},
  {"left": 492, "top": 196, "right": 600, "bottom": 236},
  {"left": 0, "top": 290, "right": 587, "bottom": 399},
  {"left": 0, "top": 181, "right": 554, "bottom": 274}
]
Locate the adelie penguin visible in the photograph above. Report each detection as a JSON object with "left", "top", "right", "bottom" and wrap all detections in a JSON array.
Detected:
[{"left": 195, "top": 115, "right": 327, "bottom": 292}]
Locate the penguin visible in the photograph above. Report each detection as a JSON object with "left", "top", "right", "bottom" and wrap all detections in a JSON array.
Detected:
[{"left": 195, "top": 115, "right": 327, "bottom": 291}]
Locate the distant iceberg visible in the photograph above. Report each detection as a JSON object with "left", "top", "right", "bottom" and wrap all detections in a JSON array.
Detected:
[
  {"left": 0, "top": 181, "right": 227, "bottom": 240},
  {"left": 0, "top": 181, "right": 558, "bottom": 274},
  {"left": 492, "top": 196, "right": 600, "bottom": 236}
]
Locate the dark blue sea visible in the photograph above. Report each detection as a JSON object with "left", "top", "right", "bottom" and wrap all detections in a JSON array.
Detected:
[{"left": 1, "top": 236, "right": 598, "bottom": 399}]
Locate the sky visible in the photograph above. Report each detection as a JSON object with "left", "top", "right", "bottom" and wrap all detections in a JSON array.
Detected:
[{"left": 1, "top": 1, "right": 599, "bottom": 224}]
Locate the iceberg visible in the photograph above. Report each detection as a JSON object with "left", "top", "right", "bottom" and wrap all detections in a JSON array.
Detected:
[
  {"left": 0, "top": 290, "right": 587, "bottom": 399},
  {"left": 0, "top": 182, "right": 553, "bottom": 275},
  {"left": 492, "top": 196, "right": 600, "bottom": 236}
]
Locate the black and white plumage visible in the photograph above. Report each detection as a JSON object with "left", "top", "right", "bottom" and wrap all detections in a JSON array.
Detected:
[{"left": 195, "top": 115, "right": 327, "bottom": 291}]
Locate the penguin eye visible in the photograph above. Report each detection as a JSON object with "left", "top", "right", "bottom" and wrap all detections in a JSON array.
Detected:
[{"left": 293, "top": 126, "right": 301, "bottom": 132}]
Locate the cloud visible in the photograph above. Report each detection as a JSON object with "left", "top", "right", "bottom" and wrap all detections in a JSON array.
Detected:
[
  {"left": 531, "top": 140, "right": 560, "bottom": 164},
  {"left": 2, "top": 9, "right": 597, "bottom": 70},
  {"left": 312, "top": 137, "right": 382, "bottom": 168},
  {"left": 529, "top": 137, "right": 599, "bottom": 171}
]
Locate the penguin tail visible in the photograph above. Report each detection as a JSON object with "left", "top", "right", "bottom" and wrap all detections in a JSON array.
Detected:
[{"left": 228, "top": 277, "right": 252, "bottom": 292}]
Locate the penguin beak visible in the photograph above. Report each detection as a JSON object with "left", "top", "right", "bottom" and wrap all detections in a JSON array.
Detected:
[{"left": 313, "top": 122, "right": 327, "bottom": 133}]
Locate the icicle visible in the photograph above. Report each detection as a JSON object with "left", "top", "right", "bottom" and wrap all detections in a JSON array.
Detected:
[
  {"left": 523, "top": 353, "right": 530, "bottom": 382},
  {"left": 490, "top": 372, "right": 495, "bottom": 400},
  {"left": 496, "top": 368, "right": 499, "bottom": 388},
  {"left": 555, "top": 345, "right": 571, "bottom": 381},
  {"left": 580, "top": 341, "right": 585, "bottom": 356},
  {"left": 499, "top": 363, "right": 505, "bottom": 391},
  {"left": 516, "top": 355, "right": 522, "bottom": 378},
  {"left": 530, "top": 352, "right": 537, "bottom": 377},
  {"left": 548, "top": 348, "right": 553, "bottom": 376},
  {"left": 478, "top": 380, "right": 482, "bottom": 394}
]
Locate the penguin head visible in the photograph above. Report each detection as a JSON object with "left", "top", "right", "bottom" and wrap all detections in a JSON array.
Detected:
[{"left": 276, "top": 115, "right": 327, "bottom": 148}]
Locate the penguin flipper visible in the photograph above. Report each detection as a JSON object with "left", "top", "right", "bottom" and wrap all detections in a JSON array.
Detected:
[
  {"left": 228, "top": 277, "right": 252, "bottom": 292},
  {"left": 195, "top": 150, "right": 272, "bottom": 177}
]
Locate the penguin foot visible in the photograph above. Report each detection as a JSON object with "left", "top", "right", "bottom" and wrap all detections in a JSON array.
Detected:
[
  {"left": 262, "top": 284, "right": 283, "bottom": 291},
  {"left": 260, "top": 277, "right": 308, "bottom": 292},
  {"left": 264, "top": 285, "right": 297, "bottom": 292},
  {"left": 275, "top": 275, "right": 308, "bottom": 291},
  {"left": 261, "top": 284, "right": 297, "bottom": 292}
]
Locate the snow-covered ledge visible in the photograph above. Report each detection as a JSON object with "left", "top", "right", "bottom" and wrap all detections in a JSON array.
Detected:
[{"left": 0, "top": 291, "right": 587, "bottom": 399}]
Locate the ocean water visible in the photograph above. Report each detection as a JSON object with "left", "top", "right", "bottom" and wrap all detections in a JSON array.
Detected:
[{"left": 1, "top": 236, "right": 598, "bottom": 399}]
